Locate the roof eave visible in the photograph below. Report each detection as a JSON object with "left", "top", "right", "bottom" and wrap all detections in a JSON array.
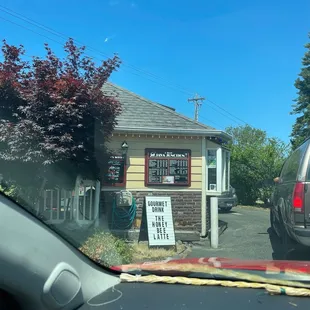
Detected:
[{"left": 113, "top": 126, "right": 232, "bottom": 141}]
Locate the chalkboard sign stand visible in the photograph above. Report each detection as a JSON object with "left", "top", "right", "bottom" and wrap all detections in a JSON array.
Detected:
[
  {"left": 138, "top": 203, "right": 149, "bottom": 243},
  {"left": 138, "top": 205, "right": 176, "bottom": 251}
]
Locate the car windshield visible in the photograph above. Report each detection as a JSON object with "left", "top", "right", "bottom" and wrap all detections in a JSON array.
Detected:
[{"left": 1, "top": 1, "right": 310, "bottom": 276}]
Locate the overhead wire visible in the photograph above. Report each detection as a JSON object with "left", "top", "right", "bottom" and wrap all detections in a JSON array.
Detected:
[
  {"left": 0, "top": 4, "right": 251, "bottom": 128},
  {"left": 0, "top": 4, "right": 194, "bottom": 96},
  {"left": 198, "top": 115, "right": 225, "bottom": 130},
  {"left": 201, "top": 104, "right": 241, "bottom": 126},
  {"left": 0, "top": 15, "right": 65, "bottom": 46},
  {"left": 207, "top": 98, "right": 248, "bottom": 125}
]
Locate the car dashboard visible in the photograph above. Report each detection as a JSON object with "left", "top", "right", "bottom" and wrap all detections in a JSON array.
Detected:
[{"left": 78, "top": 282, "right": 309, "bottom": 310}]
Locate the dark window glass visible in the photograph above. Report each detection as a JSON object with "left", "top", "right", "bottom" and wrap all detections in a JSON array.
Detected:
[{"left": 281, "top": 141, "right": 308, "bottom": 182}]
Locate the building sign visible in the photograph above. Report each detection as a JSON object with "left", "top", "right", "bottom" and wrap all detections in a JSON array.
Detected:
[
  {"left": 145, "top": 149, "right": 191, "bottom": 186},
  {"left": 103, "top": 155, "right": 126, "bottom": 186},
  {"left": 145, "top": 196, "right": 176, "bottom": 246}
]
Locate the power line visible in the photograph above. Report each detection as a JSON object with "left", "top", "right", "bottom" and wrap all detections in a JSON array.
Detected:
[
  {"left": 207, "top": 98, "right": 248, "bottom": 125},
  {"left": 198, "top": 115, "right": 225, "bottom": 129},
  {"left": 0, "top": 4, "right": 251, "bottom": 127},
  {"left": 0, "top": 14, "right": 192, "bottom": 96},
  {"left": 118, "top": 68, "right": 194, "bottom": 95},
  {"left": 202, "top": 103, "right": 241, "bottom": 125},
  {"left": 0, "top": 4, "right": 194, "bottom": 96},
  {"left": 0, "top": 15, "right": 64, "bottom": 46}
]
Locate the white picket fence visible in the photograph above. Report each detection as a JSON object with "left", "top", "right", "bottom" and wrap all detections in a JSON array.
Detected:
[{"left": 37, "top": 179, "right": 100, "bottom": 226}]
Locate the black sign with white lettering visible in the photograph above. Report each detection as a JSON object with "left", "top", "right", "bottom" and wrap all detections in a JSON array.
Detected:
[
  {"left": 145, "top": 149, "right": 191, "bottom": 186},
  {"left": 103, "top": 155, "right": 126, "bottom": 186}
]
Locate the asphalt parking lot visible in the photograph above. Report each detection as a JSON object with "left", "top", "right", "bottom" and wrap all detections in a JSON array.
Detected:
[{"left": 189, "top": 206, "right": 310, "bottom": 261}]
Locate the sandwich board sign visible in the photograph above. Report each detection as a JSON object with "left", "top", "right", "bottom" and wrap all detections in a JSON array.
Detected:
[{"left": 145, "top": 196, "right": 176, "bottom": 247}]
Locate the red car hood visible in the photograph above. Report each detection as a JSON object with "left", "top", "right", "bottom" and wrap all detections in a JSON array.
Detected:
[{"left": 111, "top": 257, "right": 310, "bottom": 275}]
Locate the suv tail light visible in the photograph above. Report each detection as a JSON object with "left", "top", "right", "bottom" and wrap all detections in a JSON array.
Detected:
[{"left": 292, "top": 182, "right": 305, "bottom": 212}]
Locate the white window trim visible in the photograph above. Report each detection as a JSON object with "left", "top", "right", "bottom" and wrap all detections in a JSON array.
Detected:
[
  {"left": 222, "top": 149, "right": 230, "bottom": 192},
  {"left": 216, "top": 148, "right": 222, "bottom": 193},
  {"left": 222, "top": 150, "right": 226, "bottom": 191},
  {"left": 206, "top": 148, "right": 222, "bottom": 194},
  {"left": 228, "top": 151, "right": 231, "bottom": 190}
]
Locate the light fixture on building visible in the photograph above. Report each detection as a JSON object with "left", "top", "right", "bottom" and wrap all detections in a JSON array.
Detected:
[{"left": 121, "top": 141, "right": 129, "bottom": 155}]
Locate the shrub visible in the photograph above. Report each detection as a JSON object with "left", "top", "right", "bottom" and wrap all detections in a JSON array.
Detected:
[
  {"left": 79, "top": 231, "right": 133, "bottom": 267},
  {"left": 0, "top": 185, "right": 17, "bottom": 199}
]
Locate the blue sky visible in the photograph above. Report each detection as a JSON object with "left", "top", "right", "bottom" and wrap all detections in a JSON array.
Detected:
[{"left": 1, "top": 0, "right": 310, "bottom": 143}]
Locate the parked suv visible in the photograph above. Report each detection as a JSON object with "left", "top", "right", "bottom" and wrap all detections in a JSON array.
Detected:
[
  {"left": 218, "top": 185, "right": 238, "bottom": 212},
  {"left": 271, "top": 138, "right": 310, "bottom": 248}
]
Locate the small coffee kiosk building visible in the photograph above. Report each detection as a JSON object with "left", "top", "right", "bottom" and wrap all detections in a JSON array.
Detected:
[{"left": 101, "top": 83, "right": 232, "bottom": 238}]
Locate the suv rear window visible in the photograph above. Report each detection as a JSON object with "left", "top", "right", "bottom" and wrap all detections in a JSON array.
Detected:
[
  {"left": 306, "top": 158, "right": 310, "bottom": 181},
  {"left": 281, "top": 141, "right": 308, "bottom": 182}
]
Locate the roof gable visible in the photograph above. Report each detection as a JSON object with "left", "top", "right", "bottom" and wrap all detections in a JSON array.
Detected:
[{"left": 102, "top": 83, "right": 216, "bottom": 132}]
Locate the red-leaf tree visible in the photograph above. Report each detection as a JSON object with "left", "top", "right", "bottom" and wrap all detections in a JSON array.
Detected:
[{"left": 0, "top": 38, "right": 121, "bottom": 193}]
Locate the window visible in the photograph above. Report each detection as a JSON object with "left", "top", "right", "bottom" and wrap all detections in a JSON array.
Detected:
[
  {"left": 207, "top": 148, "right": 230, "bottom": 192},
  {"left": 281, "top": 142, "right": 308, "bottom": 182},
  {"left": 207, "top": 149, "right": 217, "bottom": 191},
  {"left": 145, "top": 149, "right": 191, "bottom": 186}
]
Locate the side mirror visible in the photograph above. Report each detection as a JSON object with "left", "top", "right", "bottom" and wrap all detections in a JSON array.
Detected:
[{"left": 274, "top": 177, "right": 280, "bottom": 183}]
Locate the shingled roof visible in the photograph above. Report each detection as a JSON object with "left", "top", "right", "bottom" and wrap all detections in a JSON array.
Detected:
[{"left": 102, "top": 83, "right": 230, "bottom": 139}]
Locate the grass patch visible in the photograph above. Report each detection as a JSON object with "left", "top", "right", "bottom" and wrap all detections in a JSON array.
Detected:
[
  {"left": 79, "top": 231, "right": 133, "bottom": 267},
  {"left": 79, "top": 230, "right": 189, "bottom": 267},
  {"left": 131, "top": 242, "right": 187, "bottom": 263}
]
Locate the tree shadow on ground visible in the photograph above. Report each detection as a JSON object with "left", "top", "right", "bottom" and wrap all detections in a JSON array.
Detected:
[{"left": 268, "top": 227, "right": 310, "bottom": 261}]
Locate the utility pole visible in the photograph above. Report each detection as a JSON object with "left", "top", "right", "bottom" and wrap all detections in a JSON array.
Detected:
[{"left": 188, "top": 94, "right": 205, "bottom": 121}]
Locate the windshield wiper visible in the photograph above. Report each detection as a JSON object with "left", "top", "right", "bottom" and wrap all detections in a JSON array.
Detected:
[{"left": 120, "top": 263, "right": 310, "bottom": 288}]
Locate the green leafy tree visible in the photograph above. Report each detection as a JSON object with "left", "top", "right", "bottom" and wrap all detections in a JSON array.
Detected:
[
  {"left": 291, "top": 34, "right": 310, "bottom": 150},
  {"left": 226, "top": 125, "right": 289, "bottom": 205}
]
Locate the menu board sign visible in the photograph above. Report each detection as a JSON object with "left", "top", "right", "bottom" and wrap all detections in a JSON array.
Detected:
[
  {"left": 145, "top": 196, "right": 176, "bottom": 247},
  {"left": 145, "top": 149, "right": 191, "bottom": 186},
  {"left": 103, "top": 155, "right": 126, "bottom": 186}
]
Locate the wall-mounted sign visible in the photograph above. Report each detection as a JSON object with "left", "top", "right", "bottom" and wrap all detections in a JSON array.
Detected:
[
  {"left": 103, "top": 155, "right": 126, "bottom": 186},
  {"left": 145, "top": 196, "right": 176, "bottom": 247},
  {"left": 145, "top": 149, "right": 191, "bottom": 186}
]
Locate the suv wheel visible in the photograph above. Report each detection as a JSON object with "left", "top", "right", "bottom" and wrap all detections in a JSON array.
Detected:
[
  {"left": 270, "top": 209, "right": 281, "bottom": 238},
  {"left": 277, "top": 213, "right": 300, "bottom": 258}
]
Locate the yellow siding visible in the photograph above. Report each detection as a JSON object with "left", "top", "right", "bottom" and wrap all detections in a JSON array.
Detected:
[
  {"left": 127, "top": 165, "right": 144, "bottom": 173},
  {"left": 106, "top": 134, "right": 203, "bottom": 190},
  {"left": 188, "top": 166, "right": 202, "bottom": 174}
]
